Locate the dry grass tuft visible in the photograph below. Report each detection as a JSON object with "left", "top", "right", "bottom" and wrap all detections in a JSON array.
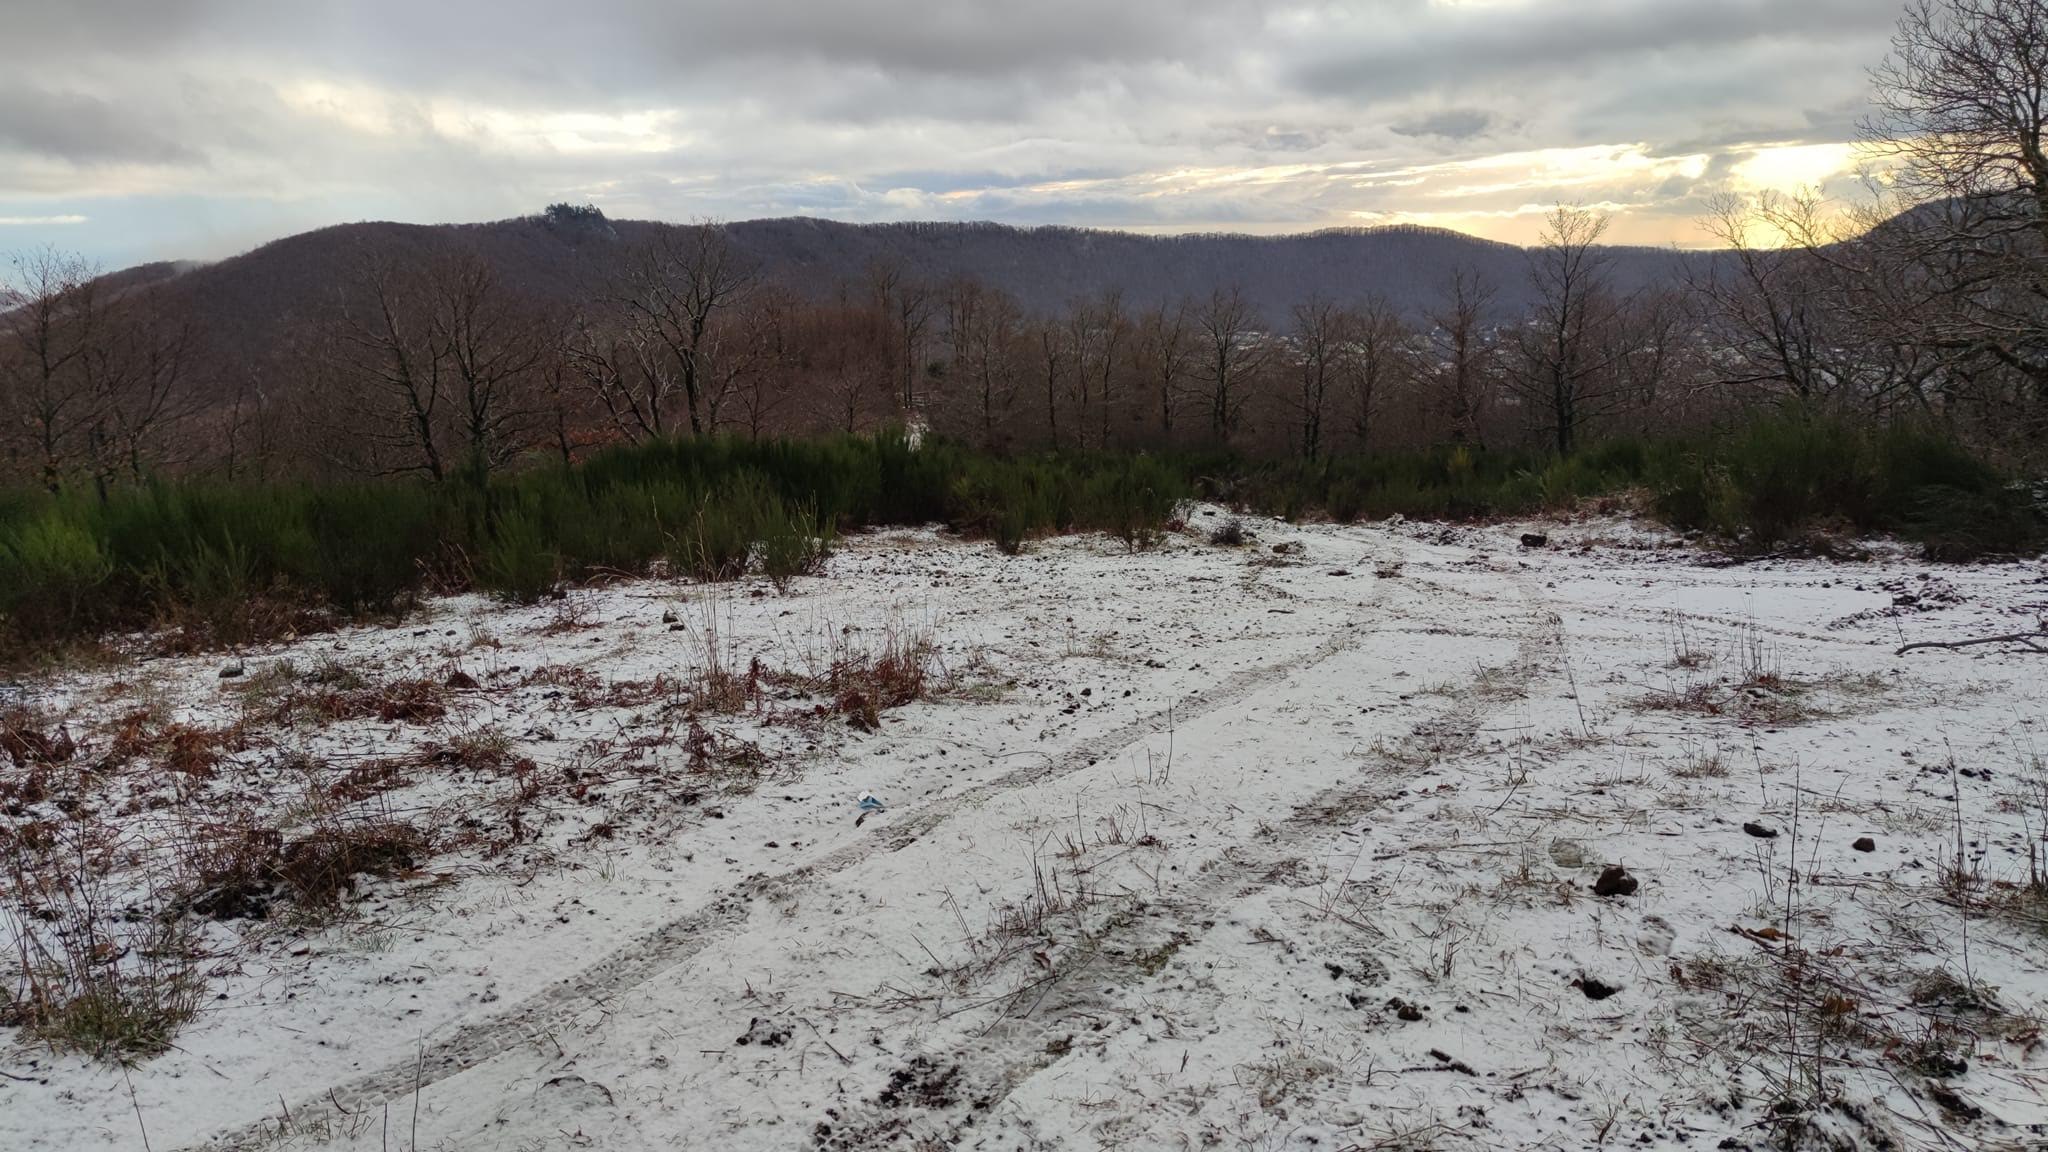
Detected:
[
  {"left": 275, "top": 820, "right": 426, "bottom": 909},
  {"left": 3, "top": 824, "right": 201, "bottom": 1061},
  {"left": 423, "top": 725, "right": 515, "bottom": 772},
  {"left": 1634, "top": 675, "right": 1822, "bottom": 727},
  {"left": 1672, "top": 742, "right": 1730, "bottom": 780},
  {"left": 683, "top": 721, "right": 771, "bottom": 782},
  {"left": 265, "top": 673, "right": 449, "bottom": 726},
  {"left": 1, "top": 703, "right": 74, "bottom": 769},
  {"left": 1208, "top": 518, "right": 1249, "bottom": 547},
  {"left": 823, "top": 620, "right": 937, "bottom": 730},
  {"left": 177, "top": 809, "right": 428, "bottom": 922},
  {"left": 101, "top": 708, "right": 246, "bottom": 777},
  {"left": 697, "top": 659, "right": 764, "bottom": 715}
]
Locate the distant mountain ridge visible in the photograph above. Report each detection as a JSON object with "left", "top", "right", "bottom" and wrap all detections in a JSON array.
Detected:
[
  {"left": 67, "top": 215, "right": 1716, "bottom": 413},
  {"left": 113, "top": 213, "right": 1702, "bottom": 334}
]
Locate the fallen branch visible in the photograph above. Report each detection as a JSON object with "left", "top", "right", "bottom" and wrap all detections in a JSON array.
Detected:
[{"left": 1895, "top": 633, "right": 2048, "bottom": 657}]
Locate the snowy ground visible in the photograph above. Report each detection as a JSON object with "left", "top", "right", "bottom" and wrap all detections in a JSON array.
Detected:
[{"left": 4, "top": 508, "right": 2048, "bottom": 1152}]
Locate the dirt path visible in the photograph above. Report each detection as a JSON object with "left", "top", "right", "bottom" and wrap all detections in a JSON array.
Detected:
[
  {"left": 191, "top": 537, "right": 1431, "bottom": 1151},
  {"left": 817, "top": 580, "right": 1560, "bottom": 1149}
]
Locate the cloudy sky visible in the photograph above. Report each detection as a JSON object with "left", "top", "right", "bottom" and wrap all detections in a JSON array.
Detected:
[{"left": 1, "top": 0, "right": 1905, "bottom": 270}]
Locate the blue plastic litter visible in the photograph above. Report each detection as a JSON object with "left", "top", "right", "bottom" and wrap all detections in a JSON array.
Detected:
[{"left": 855, "top": 791, "right": 886, "bottom": 826}]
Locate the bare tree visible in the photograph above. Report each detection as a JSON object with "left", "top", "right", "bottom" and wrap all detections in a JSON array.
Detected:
[
  {"left": 806, "top": 284, "right": 894, "bottom": 434},
  {"left": 1289, "top": 296, "right": 1350, "bottom": 460},
  {"left": 710, "top": 287, "right": 797, "bottom": 438},
  {"left": 1136, "top": 300, "right": 1193, "bottom": 439},
  {"left": 1508, "top": 205, "right": 1633, "bottom": 454},
  {"left": 0, "top": 248, "right": 104, "bottom": 492},
  {"left": 1690, "top": 193, "right": 1867, "bottom": 406},
  {"left": 867, "top": 260, "right": 935, "bottom": 411},
  {"left": 1035, "top": 316, "right": 1069, "bottom": 448},
  {"left": 330, "top": 246, "right": 542, "bottom": 482},
  {"left": 83, "top": 293, "right": 201, "bottom": 489},
  {"left": 332, "top": 250, "right": 453, "bottom": 480},
  {"left": 1195, "top": 286, "right": 1268, "bottom": 442},
  {"left": 941, "top": 279, "right": 1024, "bottom": 448},
  {"left": 1427, "top": 267, "right": 1497, "bottom": 447},
  {"left": 533, "top": 320, "right": 591, "bottom": 466},
  {"left": 219, "top": 366, "right": 285, "bottom": 483},
  {"left": 611, "top": 223, "right": 757, "bottom": 436},
  {"left": 1341, "top": 294, "right": 1409, "bottom": 452},
  {"left": 431, "top": 249, "right": 543, "bottom": 478},
  {"left": 1862, "top": 0, "right": 2048, "bottom": 426},
  {"left": 1869, "top": 0, "right": 2048, "bottom": 214},
  {"left": 565, "top": 310, "right": 669, "bottom": 444},
  {"left": 1602, "top": 286, "right": 1696, "bottom": 433},
  {"left": 1085, "top": 289, "right": 1131, "bottom": 448}
]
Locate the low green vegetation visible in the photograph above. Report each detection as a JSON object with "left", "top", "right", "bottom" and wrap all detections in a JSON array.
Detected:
[
  {"left": 1221, "top": 416, "right": 2041, "bottom": 561},
  {"left": 0, "top": 415, "right": 2037, "bottom": 661}
]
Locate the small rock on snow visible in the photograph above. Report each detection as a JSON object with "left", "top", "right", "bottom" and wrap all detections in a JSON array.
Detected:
[
  {"left": 1577, "top": 976, "right": 1622, "bottom": 1001},
  {"left": 1593, "top": 864, "right": 1638, "bottom": 897}
]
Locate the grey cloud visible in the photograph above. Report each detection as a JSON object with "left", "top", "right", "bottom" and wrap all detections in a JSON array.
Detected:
[
  {"left": 0, "top": 2, "right": 1256, "bottom": 97},
  {"left": 0, "top": 0, "right": 225, "bottom": 55},
  {"left": 638, "top": 0, "right": 1257, "bottom": 77},
  {"left": 0, "top": 85, "right": 201, "bottom": 165},
  {"left": 1199, "top": 122, "right": 1340, "bottom": 153},
  {"left": 866, "top": 166, "right": 1126, "bottom": 193},
  {"left": 1390, "top": 109, "right": 1494, "bottom": 141},
  {"left": 1289, "top": 0, "right": 1895, "bottom": 100}
]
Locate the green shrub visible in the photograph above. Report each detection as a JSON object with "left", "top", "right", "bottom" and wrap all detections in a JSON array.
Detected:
[
  {"left": 477, "top": 508, "right": 558, "bottom": 603},
  {"left": 303, "top": 486, "right": 437, "bottom": 613},
  {"left": 673, "top": 493, "right": 757, "bottom": 582},
  {"left": 0, "top": 508, "right": 113, "bottom": 641},
  {"left": 759, "top": 497, "right": 833, "bottom": 589},
  {"left": 1649, "top": 413, "right": 2042, "bottom": 558},
  {"left": 1327, "top": 480, "right": 1365, "bottom": 524},
  {"left": 1076, "top": 455, "right": 1185, "bottom": 551},
  {"left": 0, "top": 418, "right": 2033, "bottom": 662}
]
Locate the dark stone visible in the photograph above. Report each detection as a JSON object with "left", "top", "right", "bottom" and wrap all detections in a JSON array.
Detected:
[
  {"left": 1914, "top": 1049, "right": 1968, "bottom": 1079},
  {"left": 1852, "top": 836, "right": 1876, "bottom": 852},
  {"left": 735, "top": 1017, "right": 791, "bottom": 1047},
  {"left": 1578, "top": 976, "right": 1621, "bottom": 1000},
  {"left": 1593, "top": 865, "right": 1639, "bottom": 897},
  {"left": 1928, "top": 1085, "right": 1981, "bottom": 1119}
]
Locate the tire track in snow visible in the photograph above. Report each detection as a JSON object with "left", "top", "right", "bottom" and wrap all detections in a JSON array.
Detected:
[
  {"left": 820, "top": 571, "right": 1562, "bottom": 1149},
  {"left": 194, "top": 550, "right": 1417, "bottom": 1151},
  {"left": 1400, "top": 561, "right": 1889, "bottom": 651}
]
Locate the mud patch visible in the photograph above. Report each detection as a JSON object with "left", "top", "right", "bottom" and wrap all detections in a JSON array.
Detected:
[{"left": 812, "top": 1054, "right": 996, "bottom": 1151}]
